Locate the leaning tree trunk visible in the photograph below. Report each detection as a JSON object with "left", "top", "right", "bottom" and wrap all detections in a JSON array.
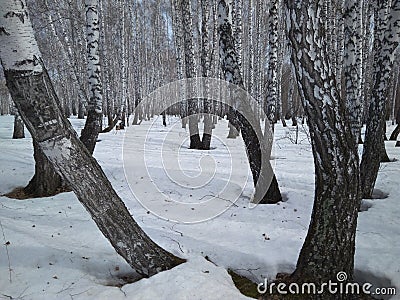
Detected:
[
  {"left": 225, "top": 0, "right": 243, "bottom": 140},
  {"left": 80, "top": 0, "right": 103, "bottom": 154},
  {"left": 259, "top": 0, "right": 283, "bottom": 204},
  {"left": 218, "top": 0, "right": 282, "bottom": 204},
  {"left": 285, "top": 0, "right": 360, "bottom": 296},
  {"left": 0, "top": 0, "right": 184, "bottom": 277},
  {"left": 360, "top": 0, "right": 400, "bottom": 199}
]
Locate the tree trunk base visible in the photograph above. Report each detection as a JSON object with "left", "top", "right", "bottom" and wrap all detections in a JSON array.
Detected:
[
  {"left": 380, "top": 145, "right": 391, "bottom": 163},
  {"left": 257, "top": 175, "right": 282, "bottom": 204},
  {"left": 189, "top": 133, "right": 203, "bottom": 149},
  {"left": 12, "top": 114, "right": 25, "bottom": 139},
  {"left": 202, "top": 114, "right": 213, "bottom": 150},
  {"left": 202, "top": 133, "right": 212, "bottom": 150},
  {"left": 291, "top": 116, "right": 298, "bottom": 127},
  {"left": 227, "top": 123, "right": 239, "bottom": 139},
  {"left": 23, "top": 141, "right": 68, "bottom": 198}
]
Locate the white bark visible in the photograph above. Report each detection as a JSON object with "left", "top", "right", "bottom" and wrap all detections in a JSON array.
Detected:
[
  {"left": 265, "top": 0, "right": 281, "bottom": 123},
  {"left": 0, "top": 0, "right": 42, "bottom": 73},
  {"left": 85, "top": 0, "right": 103, "bottom": 113},
  {"left": 119, "top": 0, "right": 127, "bottom": 118},
  {"left": 344, "top": 0, "right": 364, "bottom": 141}
]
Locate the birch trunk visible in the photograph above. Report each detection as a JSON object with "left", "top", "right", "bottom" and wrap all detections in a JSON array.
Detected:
[
  {"left": 171, "top": 0, "right": 188, "bottom": 128},
  {"left": 286, "top": 0, "right": 360, "bottom": 292},
  {"left": 218, "top": 0, "right": 282, "bottom": 204},
  {"left": 344, "top": 0, "right": 364, "bottom": 142},
  {"left": 119, "top": 0, "right": 127, "bottom": 128},
  {"left": 360, "top": 0, "right": 400, "bottom": 198},
  {"left": 201, "top": 0, "right": 214, "bottom": 150},
  {"left": 265, "top": 0, "right": 281, "bottom": 124},
  {"left": 80, "top": 0, "right": 103, "bottom": 154},
  {"left": 180, "top": 0, "right": 202, "bottom": 149}
]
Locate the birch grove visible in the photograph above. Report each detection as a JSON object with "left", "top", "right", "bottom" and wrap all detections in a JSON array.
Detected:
[{"left": 1, "top": 0, "right": 400, "bottom": 297}]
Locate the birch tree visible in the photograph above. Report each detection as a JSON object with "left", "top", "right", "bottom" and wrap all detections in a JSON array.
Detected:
[
  {"left": 171, "top": 0, "right": 188, "bottom": 128},
  {"left": 180, "top": 0, "right": 202, "bottom": 149},
  {"left": 232, "top": 0, "right": 243, "bottom": 74},
  {"left": 218, "top": 0, "right": 282, "bottom": 204},
  {"left": 119, "top": 0, "right": 128, "bottom": 128},
  {"left": 285, "top": 0, "right": 360, "bottom": 292},
  {"left": 80, "top": 0, "right": 103, "bottom": 154},
  {"left": 360, "top": 0, "right": 400, "bottom": 198},
  {"left": 344, "top": 0, "right": 364, "bottom": 142},
  {"left": 0, "top": 0, "right": 184, "bottom": 277},
  {"left": 265, "top": 0, "right": 281, "bottom": 126},
  {"left": 201, "top": 0, "right": 214, "bottom": 150}
]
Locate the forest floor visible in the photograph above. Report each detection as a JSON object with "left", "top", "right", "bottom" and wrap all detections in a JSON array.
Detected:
[{"left": 0, "top": 115, "right": 399, "bottom": 299}]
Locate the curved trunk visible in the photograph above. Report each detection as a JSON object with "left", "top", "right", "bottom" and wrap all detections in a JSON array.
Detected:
[
  {"left": 286, "top": 1, "right": 360, "bottom": 294},
  {"left": 218, "top": 0, "right": 281, "bottom": 204}
]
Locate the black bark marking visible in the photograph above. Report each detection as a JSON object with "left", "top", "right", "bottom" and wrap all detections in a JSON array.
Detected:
[
  {"left": 4, "top": 11, "right": 25, "bottom": 23},
  {"left": 0, "top": 27, "right": 10, "bottom": 36}
]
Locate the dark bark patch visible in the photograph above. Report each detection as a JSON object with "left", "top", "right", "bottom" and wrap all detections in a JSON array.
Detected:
[{"left": 4, "top": 11, "right": 25, "bottom": 23}]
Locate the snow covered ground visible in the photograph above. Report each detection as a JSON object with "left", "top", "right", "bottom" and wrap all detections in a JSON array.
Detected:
[{"left": 0, "top": 115, "right": 399, "bottom": 299}]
